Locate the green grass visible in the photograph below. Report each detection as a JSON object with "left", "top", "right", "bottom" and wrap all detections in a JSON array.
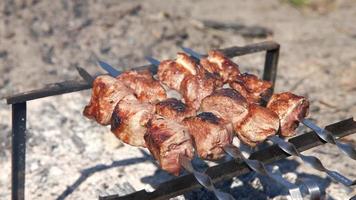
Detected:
[{"left": 288, "top": 0, "right": 309, "bottom": 7}]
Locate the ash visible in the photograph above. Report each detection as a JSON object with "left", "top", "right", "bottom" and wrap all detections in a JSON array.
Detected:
[{"left": 1, "top": 0, "right": 356, "bottom": 199}]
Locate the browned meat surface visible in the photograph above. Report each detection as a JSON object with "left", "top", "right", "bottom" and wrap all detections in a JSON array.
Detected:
[
  {"left": 117, "top": 69, "right": 167, "bottom": 103},
  {"left": 111, "top": 95, "right": 155, "bottom": 147},
  {"left": 200, "top": 50, "right": 240, "bottom": 83},
  {"left": 183, "top": 112, "right": 233, "bottom": 160},
  {"left": 144, "top": 116, "right": 194, "bottom": 175},
  {"left": 233, "top": 104, "right": 279, "bottom": 147},
  {"left": 155, "top": 98, "right": 196, "bottom": 122},
  {"left": 267, "top": 92, "right": 310, "bottom": 137},
  {"left": 180, "top": 70, "right": 218, "bottom": 110},
  {"left": 157, "top": 53, "right": 198, "bottom": 91},
  {"left": 229, "top": 73, "right": 272, "bottom": 104},
  {"left": 201, "top": 88, "right": 249, "bottom": 124},
  {"left": 83, "top": 75, "right": 133, "bottom": 125}
]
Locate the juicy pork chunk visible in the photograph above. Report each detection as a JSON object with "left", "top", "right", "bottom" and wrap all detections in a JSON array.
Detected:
[
  {"left": 267, "top": 92, "right": 310, "bottom": 137},
  {"left": 201, "top": 88, "right": 249, "bottom": 124},
  {"left": 229, "top": 73, "right": 273, "bottom": 104},
  {"left": 111, "top": 95, "right": 155, "bottom": 147},
  {"left": 233, "top": 104, "right": 280, "bottom": 147},
  {"left": 155, "top": 98, "right": 196, "bottom": 122},
  {"left": 180, "top": 70, "right": 219, "bottom": 110},
  {"left": 183, "top": 112, "right": 233, "bottom": 160},
  {"left": 83, "top": 75, "right": 133, "bottom": 125},
  {"left": 157, "top": 53, "right": 198, "bottom": 91},
  {"left": 144, "top": 116, "right": 194, "bottom": 175},
  {"left": 200, "top": 50, "right": 240, "bottom": 83},
  {"left": 117, "top": 69, "right": 167, "bottom": 103}
]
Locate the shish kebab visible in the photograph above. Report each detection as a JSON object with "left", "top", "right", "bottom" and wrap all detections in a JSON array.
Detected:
[
  {"left": 183, "top": 47, "right": 356, "bottom": 160},
  {"left": 180, "top": 47, "right": 356, "bottom": 186},
  {"left": 83, "top": 51, "right": 322, "bottom": 199},
  {"left": 94, "top": 57, "right": 311, "bottom": 199},
  {"left": 78, "top": 67, "right": 235, "bottom": 200},
  {"left": 143, "top": 55, "right": 320, "bottom": 199}
]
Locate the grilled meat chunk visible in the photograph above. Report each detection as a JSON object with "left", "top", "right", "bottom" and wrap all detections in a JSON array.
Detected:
[
  {"left": 200, "top": 50, "right": 240, "bottom": 83},
  {"left": 84, "top": 75, "right": 133, "bottom": 125},
  {"left": 183, "top": 112, "right": 233, "bottom": 160},
  {"left": 201, "top": 88, "right": 249, "bottom": 124},
  {"left": 157, "top": 53, "right": 198, "bottom": 91},
  {"left": 144, "top": 116, "right": 194, "bottom": 175},
  {"left": 180, "top": 70, "right": 219, "bottom": 110},
  {"left": 267, "top": 92, "right": 309, "bottom": 137},
  {"left": 118, "top": 69, "right": 166, "bottom": 103},
  {"left": 230, "top": 73, "right": 273, "bottom": 104},
  {"left": 111, "top": 95, "right": 155, "bottom": 147},
  {"left": 155, "top": 98, "right": 196, "bottom": 122},
  {"left": 233, "top": 104, "right": 279, "bottom": 147}
]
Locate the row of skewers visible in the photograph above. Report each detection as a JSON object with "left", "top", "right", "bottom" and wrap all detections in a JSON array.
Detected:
[{"left": 78, "top": 47, "right": 355, "bottom": 200}]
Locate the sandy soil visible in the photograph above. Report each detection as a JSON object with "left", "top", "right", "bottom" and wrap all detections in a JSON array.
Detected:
[{"left": 1, "top": 0, "right": 356, "bottom": 199}]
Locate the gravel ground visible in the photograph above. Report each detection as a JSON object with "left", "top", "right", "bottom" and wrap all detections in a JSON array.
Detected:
[{"left": 1, "top": 0, "right": 356, "bottom": 199}]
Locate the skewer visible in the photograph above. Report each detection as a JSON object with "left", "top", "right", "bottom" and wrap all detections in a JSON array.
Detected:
[
  {"left": 182, "top": 47, "right": 356, "bottom": 161},
  {"left": 98, "top": 61, "right": 121, "bottom": 77},
  {"left": 179, "top": 154, "right": 235, "bottom": 200},
  {"left": 301, "top": 119, "right": 356, "bottom": 160},
  {"left": 144, "top": 58, "right": 314, "bottom": 200},
  {"left": 268, "top": 135, "right": 355, "bottom": 186},
  {"left": 80, "top": 64, "right": 235, "bottom": 200},
  {"left": 223, "top": 144, "right": 305, "bottom": 200},
  {"left": 75, "top": 66, "right": 95, "bottom": 85}
]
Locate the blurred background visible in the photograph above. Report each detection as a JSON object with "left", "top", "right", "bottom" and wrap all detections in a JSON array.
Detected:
[{"left": 0, "top": 0, "right": 355, "bottom": 199}]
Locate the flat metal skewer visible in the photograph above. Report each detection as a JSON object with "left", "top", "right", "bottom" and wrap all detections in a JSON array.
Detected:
[
  {"left": 182, "top": 47, "right": 356, "bottom": 161},
  {"left": 301, "top": 119, "right": 356, "bottom": 160},
  {"left": 223, "top": 144, "right": 306, "bottom": 200},
  {"left": 179, "top": 154, "right": 236, "bottom": 200},
  {"left": 268, "top": 135, "right": 355, "bottom": 186},
  {"left": 181, "top": 47, "right": 356, "bottom": 187},
  {"left": 87, "top": 62, "right": 235, "bottom": 200}
]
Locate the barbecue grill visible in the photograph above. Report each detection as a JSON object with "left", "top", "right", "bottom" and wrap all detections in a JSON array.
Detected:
[{"left": 6, "top": 41, "right": 356, "bottom": 200}]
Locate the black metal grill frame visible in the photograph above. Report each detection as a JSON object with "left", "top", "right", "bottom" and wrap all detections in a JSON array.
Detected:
[{"left": 6, "top": 41, "right": 281, "bottom": 200}]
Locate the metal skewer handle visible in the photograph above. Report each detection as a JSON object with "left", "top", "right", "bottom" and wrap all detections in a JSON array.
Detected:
[
  {"left": 302, "top": 119, "right": 356, "bottom": 160},
  {"left": 223, "top": 144, "right": 305, "bottom": 200},
  {"left": 269, "top": 135, "right": 356, "bottom": 187},
  {"left": 179, "top": 155, "right": 236, "bottom": 200}
]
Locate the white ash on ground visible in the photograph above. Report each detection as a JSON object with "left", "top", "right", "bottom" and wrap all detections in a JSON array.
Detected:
[{"left": 1, "top": 0, "right": 356, "bottom": 199}]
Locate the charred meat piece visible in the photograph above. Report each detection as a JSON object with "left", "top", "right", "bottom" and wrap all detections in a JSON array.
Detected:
[
  {"left": 183, "top": 112, "right": 233, "bottom": 160},
  {"left": 157, "top": 53, "right": 198, "bottom": 91},
  {"left": 201, "top": 88, "right": 249, "bottom": 124},
  {"left": 83, "top": 75, "right": 133, "bottom": 125},
  {"left": 118, "top": 69, "right": 167, "bottom": 103},
  {"left": 111, "top": 95, "right": 155, "bottom": 147},
  {"left": 180, "top": 70, "right": 219, "bottom": 110},
  {"left": 230, "top": 73, "right": 272, "bottom": 104},
  {"left": 233, "top": 104, "right": 279, "bottom": 147},
  {"left": 144, "top": 116, "right": 194, "bottom": 175},
  {"left": 267, "top": 92, "right": 310, "bottom": 137},
  {"left": 155, "top": 98, "right": 196, "bottom": 122},
  {"left": 200, "top": 50, "right": 240, "bottom": 83}
]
